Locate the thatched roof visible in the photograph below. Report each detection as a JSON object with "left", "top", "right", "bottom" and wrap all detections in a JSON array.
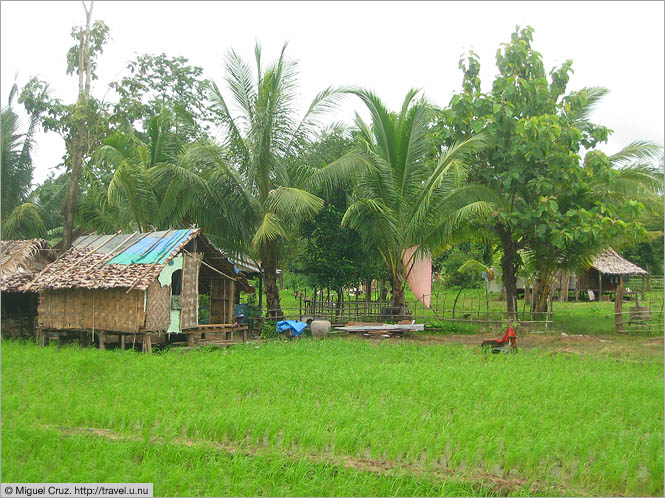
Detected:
[
  {"left": 1, "top": 239, "right": 55, "bottom": 293},
  {"left": 591, "top": 248, "right": 647, "bottom": 275},
  {"left": 28, "top": 229, "right": 253, "bottom": 293}
]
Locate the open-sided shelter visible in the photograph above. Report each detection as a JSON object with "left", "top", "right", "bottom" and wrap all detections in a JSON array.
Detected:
[
  {"left": 1, "top": 239, "right": 56, "bottom": 338},
  {"left": 576, "top": 247, "right": 647, "bottom": 300},
  {"left": 28, "top": 229, "right": 254, "bottom": 350}
]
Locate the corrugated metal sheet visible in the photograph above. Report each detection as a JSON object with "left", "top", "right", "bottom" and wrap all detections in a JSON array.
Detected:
[{"left": 107, "top": 229, "right": 192, "bottom": 265}]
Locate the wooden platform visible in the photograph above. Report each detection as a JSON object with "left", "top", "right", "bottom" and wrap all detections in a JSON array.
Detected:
[
  {"left": 182, "top": 323, "right": 248, "bottom": 345},
  {"left": 35, "top": 323, "right": 250, "bottom": 353},
  {"left": 336, "top": 321, "right": 424, "bottom": 338}
]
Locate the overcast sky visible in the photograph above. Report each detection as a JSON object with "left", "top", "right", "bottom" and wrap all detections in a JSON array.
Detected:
[{"left": 2, "top": 0, "right": 663, "bottom": 185}]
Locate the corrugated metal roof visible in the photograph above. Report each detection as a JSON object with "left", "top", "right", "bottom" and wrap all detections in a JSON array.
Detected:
[
  {"left": 107, "top": 229, "right": 193, "bottom": 265},
  {"left": 28, "top": 229, "right": 254, "bottom": 293}
]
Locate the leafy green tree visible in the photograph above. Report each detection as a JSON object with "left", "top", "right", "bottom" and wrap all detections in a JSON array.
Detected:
[
  {"left": 431, "top": 26, "right": 654, "bottom": 316},
  {"left": 312, "top": 89, "right": 490, "bottom": 315},
  {"left": 194, "top": 43, "right": 341, "bottom": 317},
  {"left": 284, "top": 125, "right": 385, "bottom": 307},
  {"left": 109, "top": 53, "right": 213, "bottom": 140}
]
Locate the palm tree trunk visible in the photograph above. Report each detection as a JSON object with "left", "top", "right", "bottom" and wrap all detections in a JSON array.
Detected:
[
  {"left": 390, "top": 261, "right": 408, "bottom": 317},
  {"left": 261, "top": 241, "right": 282, "bottom": 318}
]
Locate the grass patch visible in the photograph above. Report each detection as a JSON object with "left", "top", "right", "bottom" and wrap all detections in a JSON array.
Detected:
[{"left": 2, "top": 340, "right": 663, "bottom": 496}]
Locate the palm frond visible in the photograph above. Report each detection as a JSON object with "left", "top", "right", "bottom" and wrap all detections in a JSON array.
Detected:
[
  {"left": 251, "top": 212, "right": 288, "bottom": 249},
  {"left": 2, "top": 202, "right": 47, "bottom": 239},
  {"left": 266, "top": 186, "right": 324, "bottom": 218}
]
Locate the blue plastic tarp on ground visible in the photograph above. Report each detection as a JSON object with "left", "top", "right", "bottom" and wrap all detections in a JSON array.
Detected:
[
  {"left": 276, "top": 320, "right": 308, "bottom": 337},
  {"left": 107, "top": 229, "right": 192, "bottom": 265}
]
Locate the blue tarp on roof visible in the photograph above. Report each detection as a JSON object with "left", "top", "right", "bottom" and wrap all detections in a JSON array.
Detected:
[{"left": 106, "top": 229, "right": 192, "bottom": 265}]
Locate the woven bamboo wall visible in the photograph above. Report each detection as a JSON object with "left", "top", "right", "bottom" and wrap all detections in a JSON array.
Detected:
[
  {"left": 38, "top": 288, "right": 145, "bottom": 332},
  {"left": 144, "top": 279, "right": 170, "bottom": 332},
  {"left": 180, "top": 252, "right": 202, "bottom": 330}
]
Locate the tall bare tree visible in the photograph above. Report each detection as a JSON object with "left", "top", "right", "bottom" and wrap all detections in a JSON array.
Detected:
[{"left": 62, "top": 1, "right": 94, "bottom": 250}]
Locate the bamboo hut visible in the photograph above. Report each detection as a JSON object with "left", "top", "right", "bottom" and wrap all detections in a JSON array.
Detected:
[
  {"left": 576, "top": 248, "right": 647, "bottom": 301},
  {"left": 28, "top": 229, "right": 254, "bottom": 351},
  {"left": 1, "top": 239, "right": 56, "bottom": 338}
]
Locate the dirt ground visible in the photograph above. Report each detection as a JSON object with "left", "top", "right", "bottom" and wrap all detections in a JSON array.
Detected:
[{"left": 353, "top": 331, "right": 665, "bottom": 358}]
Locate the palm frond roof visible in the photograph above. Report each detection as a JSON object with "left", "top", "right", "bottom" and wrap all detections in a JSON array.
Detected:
[
  {"left": 590, "top": 247, "right": 647, "bottom": 275},
  {"left": 28, "top": 229, "right": 253, "bottom": 292},
  {"left": 1, "top": 239, "right": 55, "bottom": 292}
]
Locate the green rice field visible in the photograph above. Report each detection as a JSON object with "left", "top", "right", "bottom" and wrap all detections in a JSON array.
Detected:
[{"left": 2, "top": 338, "right": 663, "bottom": 496}]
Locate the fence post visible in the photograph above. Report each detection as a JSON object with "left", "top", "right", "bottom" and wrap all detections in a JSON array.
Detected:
[{"left": 615, "top": 275, "right": 624, "bottom": 334}]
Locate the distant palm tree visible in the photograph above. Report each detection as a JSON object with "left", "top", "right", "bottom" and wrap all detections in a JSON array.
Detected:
[
  {"left": 1, "top": 84, "right": 46, "bottom": 239},
  {"left": 84, "top": 109, "right": 207, "bottom": 232},
  {"left": 311, "top": 89, "right": 492, "bottom": 314},
  {"left": 198, "top": 43, "right": 341, "bottom": 317}
]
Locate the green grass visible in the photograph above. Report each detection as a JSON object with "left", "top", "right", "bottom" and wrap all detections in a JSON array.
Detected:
[{"left": 2, "top": 340, "right": 663, "bottom": 496}]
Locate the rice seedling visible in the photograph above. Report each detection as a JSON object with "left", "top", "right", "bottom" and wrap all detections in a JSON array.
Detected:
[{"left": 1, "top": 339, "right": 662, "bottom": 496}]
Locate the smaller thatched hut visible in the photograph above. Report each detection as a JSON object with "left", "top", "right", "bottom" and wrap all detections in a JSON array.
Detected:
[
  {"left": 1, "top": 239, "right": 56, "bottom": 338},
  {"left": 576, "top": 248, "right": 647, "bottom": 300},
  {"left": 29, "top": 229, "right": 254, "bottom": 351}
]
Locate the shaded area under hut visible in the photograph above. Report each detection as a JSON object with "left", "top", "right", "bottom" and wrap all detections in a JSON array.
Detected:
[
  {"left": 1, "top": 239, "right": 56, "bottom": 339},
  {"left": 28, "top": 229, "right": 254, "bottom": 351}
]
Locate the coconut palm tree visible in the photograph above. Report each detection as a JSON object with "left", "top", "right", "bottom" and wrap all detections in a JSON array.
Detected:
[
  {"left": 83, "top": 109, "right": 208, "bottom": 233},
  {"left": 199, "top": 43, "right": 341, "bottom": 317},
  {"left": 311, "top": 89, "right": 493, "bottom": 314},
  {"left": 1, "top": 84, "right": 47, "bottom": 239}
]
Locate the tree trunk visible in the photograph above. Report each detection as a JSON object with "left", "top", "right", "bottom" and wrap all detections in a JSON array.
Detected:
[
  {"left": 497, "top": 225, "right": 518, "bottom": 321},
  {"left": 261, "top": 241, "right": 282, "bottom": 318},
  {"left": 559, "top": 271, "right": 570, "bottom": 302},
  {"left": 62, "top": 3, "right": 93, "bottom": 251},
  {"left": 531, "top": 277, "right": 549, "bottom": 314},
  {"left": 380, "top": 280, "right": 388, "bottom": 302},
  {"left": 390, "top": 261, "right": 408, "bottom": 317},
  {"left": 335, "top": 288, "right": 343, "bottom": 318}
]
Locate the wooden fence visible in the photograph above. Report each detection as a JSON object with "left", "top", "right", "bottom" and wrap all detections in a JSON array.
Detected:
[
  {"left": 252, "top": 288, "right": 553, "bottom": 329},
  {"left": 614, "top": 292, "right": 664, "bottom": 335}
]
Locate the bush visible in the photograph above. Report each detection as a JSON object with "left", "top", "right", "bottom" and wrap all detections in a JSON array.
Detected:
[
  {"left": 259, "top": 319, "right": 280, "bottom": 340},
  {"left": 438, "top": 249, "right": 483, "bottom": 289}
]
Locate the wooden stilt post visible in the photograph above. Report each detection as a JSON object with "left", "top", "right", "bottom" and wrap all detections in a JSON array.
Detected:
[
  {"left": 598, "top": 271, "right": 603, "bottom": 301},
  {"left": 186, "top": 332, "right": 194, "bottom": 347},
  {"left": 143, "top": 334, "right": 152, "bottom": 353},
  {"left": 99, "top": 331, "right": 106, "bottom": 350},
  {"left": 120, "top": 334, "right": 126, "bottom": 350}
]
